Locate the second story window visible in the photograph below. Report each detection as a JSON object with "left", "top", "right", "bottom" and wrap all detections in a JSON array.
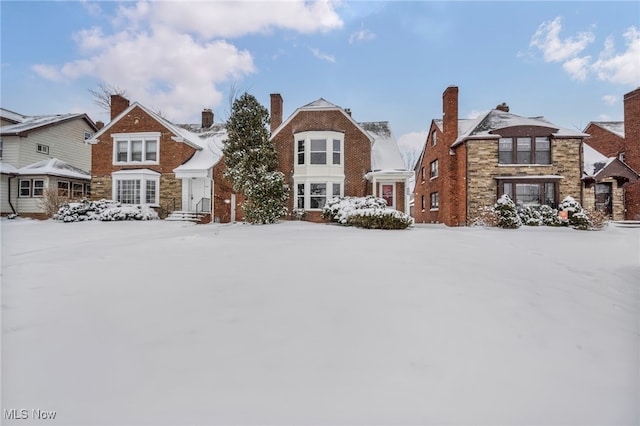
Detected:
[
  {"left": 294, "top": 132, "right": 344, "bottom": 167},
  {"left": 297, "top": 140, "right": 305, "bottom": 165},
  {"left": 37, "top": 144, "right": 49, "bottom": 155},
  {"left": 499, "top": 136, "right": 551, "bottom": 165},
  {"left": 113, "top": 133, "right": 160, "bottom": 165},
  {"left": 310, "top": 139, "right": 327, "bottom": 164},
  {"left": 430, "top": 159, "right": 439, "bottom": 179},
  {"left": 431, "top": 130, "right": 437, "bottom": 146}
]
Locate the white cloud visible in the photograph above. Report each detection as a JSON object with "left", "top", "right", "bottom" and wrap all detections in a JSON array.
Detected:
[
  {"left": 31, "top": 0, "right": 344, "bottom": 123},
  {"left": 592, "top": 27, "right": 640, "bottom": 85},
  {"left": 601, "top": 95, "right": 618, "bottom": 106},
  {"left": 530, "top": 17, "right": 594, "bottom": 63},
  {"left": 349, "top": 28, "right": 376, "bottom": 44},
  {"left": 528, "top": 17, "right": 640, "bottom": 86},
  {"left": 310, "top": 47, "right": 336, "bottom": 63}
]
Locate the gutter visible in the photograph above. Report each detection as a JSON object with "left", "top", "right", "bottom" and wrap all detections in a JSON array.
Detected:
[{"left": 7, "top": 174, "right": 17, "bottom": 215}]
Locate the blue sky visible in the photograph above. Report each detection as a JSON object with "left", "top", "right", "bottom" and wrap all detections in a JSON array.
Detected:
[{"left": 1, "top": 1, "right": 639, "bottom": 155}]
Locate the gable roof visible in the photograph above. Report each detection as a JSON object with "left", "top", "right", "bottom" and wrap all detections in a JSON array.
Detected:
[
  {"left": 0, "top": 161, "right": 19, "bottom": 175},
  {"left": 16, "top": 158, "right": 91, "bottom": 180},
  {"left": 359, "top": 121, "right": 406, "bottom": 171},
  {"left": 87, "top": 102, "right": 202, "bottom": 150},
  {"left": 173, "top": 124, "right": 226, "bottom": 173},
  {"left": 583, "top": 143, "right": 639, "bottom": 182},
  {"left": 0, "top": 108, "right": 27, "bottom": 124},
  {"left": 270, "top": 97, "right": 374, "bottom": 143},
  {"left": 445, "top": 109, "right": 588, "bottom": 148},
  {"left": 585, "top": 121, "right": 625, "bottom": 138},
  {"left": 0, "top": 112, "right": 97, "bottom": 136}
]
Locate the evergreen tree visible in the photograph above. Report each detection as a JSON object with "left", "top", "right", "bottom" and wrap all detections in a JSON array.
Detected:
[
  {"left": 222, "top": 93, "right": 289, "bottom": 223},
  {"left": 494, "top": 194, "right": 522, "bottom": 229}
]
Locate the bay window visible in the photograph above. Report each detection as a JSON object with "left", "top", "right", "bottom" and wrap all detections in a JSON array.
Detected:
[
  {"left": 310, "top": 139, "right": 327, "bottom": 164},
  {"left": 294, "top": 132, "right": 344, "bottom": 166},
  {"left": 112, "top": 170, "right": 160, "bottom": 205},
  {"left": 33, "top": 180, "right": 44, "bottom": 197},
  {"left": 295, "top": 180, "right": 342, "bottom": 210}
]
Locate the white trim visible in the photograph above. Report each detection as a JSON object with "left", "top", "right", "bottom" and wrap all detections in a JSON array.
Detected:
[
  {"left": 294, "top": 178, "right": 343, "bottom": 210},
  {"left": 111, "top": 169, "right": 160, "bottom": 206},
  {"left": 293, "top": 131, "right": 344, "bottom": 168},
  {"left": 112, "top": 133, "right": 160, "bottom": 165}
]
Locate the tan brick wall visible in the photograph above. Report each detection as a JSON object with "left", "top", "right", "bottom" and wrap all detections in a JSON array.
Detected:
[{"left": 466, "top": 138, "right": 583, "bottom": 220}]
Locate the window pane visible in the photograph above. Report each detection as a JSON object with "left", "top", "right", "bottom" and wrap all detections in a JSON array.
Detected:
[
  {"left": 515, "top": 183, "right": 540, "bottom": 208},
  {"left": 382, "top": 184, "right": 393, "bottom": 207},
  {"left": 117, "top": 140, "right": 128, "bottom": 162},
  {"left": 430, "top": 192, "right": 439, "bottom": 208},
  {"left": 297, "top": 183, "right": 305, "bottom": 209},
  {"left": 58, "top": 181, "right": 69, "bottom": 197},
  {"left": 131, "top": 140, "right": 143, "bottom": 161},
  {"left": 332, "top": 183, "right": 341, "bottom": 197},
  {"left": 516, "top": 138, "right": 531, "bottom": 164},
  {"left": 503, "top": 183, "right": 513, "bottom": 199},
  {"left": 309, "top": 183, "right": 326, "bottom": 208},
  {"left": 498, "top": 138, "right": 513, "bottom": 164},
  {"left": 72, "top": 182, "right": 83, "bottom": 198},
  {"left": 310, "top": 139, "right": 327, "bottom": 165},
  {"left": 118, "top": 179, "right": 140, "bottom": 204},
  {"left": 535, "top": 137, "right": 550, "bottom": 164},
  {"left": 332, "top": 139, "right": 341, "bottom": 165},
  {"left": 145, "top": 140, "right": 157, "bottom": 161},
  {"left": 33, "top": 180, "right": 44, "bottom": 197},
  {"left": 297, "top": 140, "right": 305, "bottom": 165},
  {"left": 85, "top": 184, "right": 92, "bottom": 197},
  {"left": 19, "top": 180, "right": 31, "bottom": 197},
  {"left": 430, "top": 160, "right": 438, "bottom": 178},
  {"left": 145, "top": 180, "right": 156, "bottom": 204},
  {"left": 544, "top": 183, "right": 555, "bottom": 207}
]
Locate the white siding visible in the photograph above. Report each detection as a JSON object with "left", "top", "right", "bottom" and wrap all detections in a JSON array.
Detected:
[{"left": 1, "top": 135, "right": 21, "bottom": 166}]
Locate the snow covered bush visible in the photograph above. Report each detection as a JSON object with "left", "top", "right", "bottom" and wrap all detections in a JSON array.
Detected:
[
  {"left": 54, "top": 199, "right": 158, "bottom": 222},
  {"left": 322, "top": 196, "right": 388, "bottom": 224},
  {"left": 518, "top": 206, "right": 543, "bottom": 226},
  {"left": 539, "top": 205, "right": 561, "bottom": 226},
  {"left": 558, "top": 196, "right": 590, "bottom": 230},
  {"left": 584, "top": 209, "right": 609, "bottom": 231},
  {"left": 322, "top": 196, "right": 412, "bottom": 229},
  {"left": 494, "top": 195, "right": 521, "bottom": 229}
]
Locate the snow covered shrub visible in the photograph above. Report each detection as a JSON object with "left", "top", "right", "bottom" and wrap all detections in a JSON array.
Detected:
[
  {"left": 494, "top": 195, "right": 521, "bottom": 229},
  {"left": 539, "top": 205, "right": 561, "bottom": 226},
  {"left": 291, "top": 208, "right": 306, "bottom": 220},
  {"left": 322, "top": 196, "right": 412, "bottom": 229},
  {"left": 54, "top": 199, "right": 158, "bottom": 222},
  {"left": 469, "top": 206, "right": 499, "bottom": 227},
  {"left": 346, "top": 208, "right": 414, "bottom": 230},
  {"left": 558, "top": 196, "right": 589, "bottom": 230},
  {"left": 518, "top": 206, "right": 543, "bottom": 226},
  {"left": 322, "top": 196, "right": 388, "bottom": 224}
]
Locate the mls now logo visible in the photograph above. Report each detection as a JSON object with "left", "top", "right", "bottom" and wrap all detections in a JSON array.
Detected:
[{"left": 4, "top": 408, "right": 57, "bottom": 420}]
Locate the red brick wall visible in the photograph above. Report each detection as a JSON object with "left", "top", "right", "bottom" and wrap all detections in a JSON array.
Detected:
[
  {"left": 413, "top": 123, "right": 447, "bottom": 224},
  {"left": 212, "top": 158, "right": 244, "bottom": 223},
  {"left": 584, "top": 123, "right": 625, "bottom": 158},
  {"left": 271, "top": 109, "right": 371, "bottom": 220},
  {"left": 623, "top": 88, "right": 640, "bottom": 172}
]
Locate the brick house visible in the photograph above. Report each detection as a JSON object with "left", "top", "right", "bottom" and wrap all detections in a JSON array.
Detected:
[
  {"left": 0, "top": 108, "right": 97, "bottom": 219},
  {"left": 88, "top": 95, "right": 242, "bottom": 223},
  {"left": 269, "top": 94, "right": 413, "bottom": 222},
  {"left": 583, "top": 88, "right": 640, "bottom": 220},
  {"left": 414, "top": 86, "right": 588, "bottom": 226}
]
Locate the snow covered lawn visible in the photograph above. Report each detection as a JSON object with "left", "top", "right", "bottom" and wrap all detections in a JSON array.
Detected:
[{"left": 2, "top": 219, "right": 639, "bottom": 425}]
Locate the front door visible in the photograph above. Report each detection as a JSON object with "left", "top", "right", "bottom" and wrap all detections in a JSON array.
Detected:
[
  {"left": 380, "top": 183, "right": 395, "bottom": 208},
  {"left": 186, "top": 178, "right": 211, "bottom": 212},
  {"left": 595, "top": 182, "right": 612, "bottom": 216}
]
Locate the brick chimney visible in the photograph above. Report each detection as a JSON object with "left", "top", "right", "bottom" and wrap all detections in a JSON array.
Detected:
[
  {"left": 443, "top": 86, "right": 459, "bottom": 145},
  {"left": 496, "top": 102, "right": 509, "bottom": 112},
  {"left": 202, "top": 108, "right": 214, "bottom": 128},
  {"left": 270, "top": 93, "right": 283, "bottom": 133},
  {"left": 110, "top": 94, "right": 130, "bottom": 120},
  {"left": 95, "top": 121, "right": 104, "bottom": 130},
  {"left": 623, "top": 88, "right": 640, "bottom": 172}
]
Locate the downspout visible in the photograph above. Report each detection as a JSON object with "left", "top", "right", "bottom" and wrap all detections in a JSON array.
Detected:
[{"left": 7, "top": 174, "right": 17, "bottom": 215}]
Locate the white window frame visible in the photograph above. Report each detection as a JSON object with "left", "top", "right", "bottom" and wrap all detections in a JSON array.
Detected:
[
  {"left": 295, "top": 179, "right": 343, "bottom": 210},
  {"left": 19, "top": 179, "right": 31, "bottom": 197},
  {"left": 379, "top": 182, "right": 396, "bottom": 209},
  {"left": 112, "top": 170, "right": 160, "bottom": 206},
  {"left": 33, "top": 179, "right": 45, "bottom": 197},
  {"left": 293, "top": 131, "right": 344, "bottom": 167},
  {"left": 58, "top": 181, "right": 70, "bottom": 197},
  {"left": 430, "top": 192, "right": 439, "bottom": 210},
  {"left": 430, "top": 159, "right": 438, "bottom": 179},
  {"left": 36, "top": 144, "right": 49, "bottom": 155},
  {"left": 112, "top": 132, "right": 160, "bottom": 165},
  {"left": 72, "top": 182, "right": 84, "bottom": 199}
]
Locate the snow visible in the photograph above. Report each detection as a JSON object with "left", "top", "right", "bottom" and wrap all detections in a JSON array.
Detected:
[
  {"left": 583, "top": 142, "right": 614, "bottom": 177},
  {"left": 0, "top": 113, "right": 86, "bottom": 135},
  {"left": 592, "top": 121, "right": 625, "bottom": 138},
  {"left": 360, "top": 122, "right": 406, "bottom": 171},
  {"left": 173, "top": 125, "right": 225, "bottom": 174},
  {"left": 17, "top": 158, "right": 90, "bottom": 180},
  {"left": 0, "top": 161, "right": 19, "bottom": 175},
  {"left": 2, "top": 219, "right": 639, "bottom": 425}
]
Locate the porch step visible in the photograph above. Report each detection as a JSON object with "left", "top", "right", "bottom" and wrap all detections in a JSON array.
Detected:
[
  {"left": 611, "top": 220, "right": 640, "bottom": 228},
  {"left": 165, "top": 211, "right": 206, "bottom": 222}
]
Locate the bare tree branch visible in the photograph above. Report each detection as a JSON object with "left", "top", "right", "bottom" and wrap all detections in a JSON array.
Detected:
[{"left": 88, "top": 83, "right": 127, "bottom": 113}]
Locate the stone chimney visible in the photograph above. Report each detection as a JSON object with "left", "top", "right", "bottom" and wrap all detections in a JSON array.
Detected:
[
  {"left": 95, "top": 121, "right": 104, "bottom": 130},
  {"left": 110, "top": 94, "right": 130, "bottom": 120},
  {"left": 496, "top": 102, "right": 509, "bottom": 112},
  {"left": 443, "top": 86, "right": 459, "bottom": 145},
  {"left": 623, "top": 88, "right": 640, "bottom": 172},
  {"left": 270, "top": 93, "right": 283, "bottom": 132},
  {"left": 202, "top": 108, "right": 214, "bottom": 128}
]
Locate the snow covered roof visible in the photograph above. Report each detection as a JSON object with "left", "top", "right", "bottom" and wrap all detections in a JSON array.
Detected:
[
  {"left": 0, "top": 108, "right": 27, "bottom": 124},
  {"left": 0, "top": 112, "right": 97, "bottom": 136},
  {"left": 448, "top": 110, "right": 588, "bottom": 148},
  {"left": 173, "top": 124, "right": 226, "bottom": 173},
  {"left": 359, "top": 121, "right": 406, "bottom": 171},
  {"left": 300, "top": 98, "right": 341, "bottom": 110},
  {"left": 589, "top": 121, "right": 625, "bottom": 138},
  {"left": 17, "top": 158, "right": 91, "bottom": 180},
  {"left": 0, "top": 161, "right": 19, "bottom": 175}
]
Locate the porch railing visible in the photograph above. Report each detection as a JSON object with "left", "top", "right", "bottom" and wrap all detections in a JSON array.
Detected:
[{"left": 195, "top": 197, "right": 211, "bottom": 214}]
